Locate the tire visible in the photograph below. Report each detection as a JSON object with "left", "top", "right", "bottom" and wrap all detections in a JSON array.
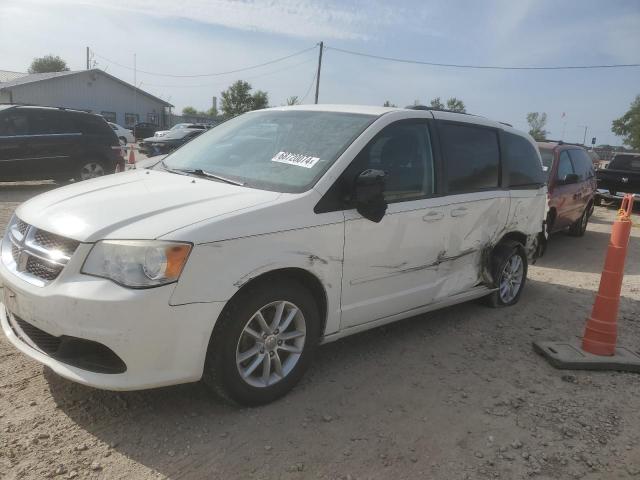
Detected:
[
  {"left": 202, "top": 278, "right": 321, "bottom": 406},
  {"left": 568, "top": 208, "right": 589, "bottom": 237},
  {"left": 594, "top": 195, "right": 601, "bottom": 207},
  {"left": 76, "top": 160, "right": 107, "bottom": 181},
  {"left": 483, "top": 240, "right": 528, "bottom": 308}
]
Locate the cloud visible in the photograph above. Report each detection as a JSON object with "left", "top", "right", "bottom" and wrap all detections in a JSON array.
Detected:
[{"left": 40, "top": 0, "right": 434, "bottom": 40}]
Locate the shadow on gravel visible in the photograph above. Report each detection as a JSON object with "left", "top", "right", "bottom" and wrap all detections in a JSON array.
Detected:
[
  {"left": 44, "top": 277, "right": 640, "bottom": 479},
  {"left": 539, "top": 226, "right": 640, "bottom": 276},
  {"left": 0, "top": 182, "right": 59, "bottom": 202}
]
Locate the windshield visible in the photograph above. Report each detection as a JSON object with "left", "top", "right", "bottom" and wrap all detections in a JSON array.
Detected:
[
  {"left": 539, "top": 148, "right": 554, "bottom": 174},
  {"left": 170, "top": 124, "right": 190, "bottom": 130},
  {"left": 161, "top": 110, "right": 376, "bottom": 193}
]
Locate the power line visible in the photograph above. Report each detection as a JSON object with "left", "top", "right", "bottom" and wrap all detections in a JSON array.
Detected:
[
  {"left": 142, "top": 57, "right": 317, "bottom": 89},
  {"left": 92, "top": 45, "right": 317, "bottom": 78},
  {"left": 300, "top": 67, "right": 318, "bottom": 104},
  {"left": 325, "top": 45, "right": 640, "bottom": 70}
]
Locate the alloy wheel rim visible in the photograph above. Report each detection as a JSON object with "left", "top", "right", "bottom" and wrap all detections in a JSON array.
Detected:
[
  {"left": 499, "top": 254, "right": 524, "bottom": 303},
  {"left": 581, "top": 211, "right": 588, "bottom": 232},
  {"left": 236, "top": 301, "right": 306, "bottom": 388},
  {"left": 80, "top": 162, "right": 105, "bottom": 180}
]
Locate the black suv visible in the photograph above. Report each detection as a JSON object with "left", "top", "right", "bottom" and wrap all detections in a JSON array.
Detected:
[{"left": 0, "top": 105, "right": 124, "bottom": 182}]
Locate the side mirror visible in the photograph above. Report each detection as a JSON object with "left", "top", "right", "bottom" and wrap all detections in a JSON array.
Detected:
[
  {"left": 562, "top": 173, "right": 579, "bottom": 184},
  {"left": 354, "top": 169, "right": 387, "bottom": 223}
]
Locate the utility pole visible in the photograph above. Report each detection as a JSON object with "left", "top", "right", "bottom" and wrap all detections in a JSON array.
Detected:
[
  {"left": 133, "top": 53, "right": 137, "bottom": 125},
  {"left": 314, "top": 41, "right": 324, "bottom": 104},
  {"left": 578, "top": 124, "right": 588, "bottom": 145},
  {"left": 86, "top": 47, "right": 90, "bottom": 70}
]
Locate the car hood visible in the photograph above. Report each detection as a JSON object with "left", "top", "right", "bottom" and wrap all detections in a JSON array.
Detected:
[{"left": 15, "top": 170, "right": 281, "bottom": 242}]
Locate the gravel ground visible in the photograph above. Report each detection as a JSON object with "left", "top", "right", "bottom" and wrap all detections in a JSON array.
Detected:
[{"left": 0, "top": 183, "right": 639, "bottom": 480}]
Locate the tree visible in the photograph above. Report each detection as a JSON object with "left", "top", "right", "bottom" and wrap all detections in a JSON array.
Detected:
[
  {"left": 286, "top": 96, "right": 301, "bottom": 106},
  {"left": 220, "top": 80, "right": 269, "bottom": 118},
  {"left": 612, "top": 95, "right": 640, "bottom": 150},
  {"left": 429, "top": 97, "right": 445, "bottom": 110},
  {"left": 526, "top": 112, "right": 549, "bottom": 141},
  {"left": 446, "top": 97, "right": 466, "bottom": 113},
  {"left": 383, "top": 100, "right": 397, "bottom": 107},
  {"left": 28, "top": 54, "right": 69, "bottom": 74},
  {"left": 207, "top": 106, "right": 218, "bottom": 117},
  {"left": 182, "top": 106, "right": 198, "bottom": 115}
]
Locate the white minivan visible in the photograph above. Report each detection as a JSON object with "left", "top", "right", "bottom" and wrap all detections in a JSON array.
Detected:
[{"left": 1, "top": 105, "right": 547, "bottom": 405}]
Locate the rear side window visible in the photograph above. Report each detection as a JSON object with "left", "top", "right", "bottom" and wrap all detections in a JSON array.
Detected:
[
  {"left": 74, "top": 114, "right": 111, "bottom": 135},
  {"left": 567, "top": 149, "right": 594, "bottom": 180},
  {"left": 556, "top": 151, "right": 574, "bottom": 181},
  {"left": 503, "top": 133, "right": 545, "bottom": 187},
  {"left": 28, "top": 110, "right": 77, "bottom": 135},
  {"left": 439, "top": 123, "right": 500, "bottom": 192},
  {"left": 0, "top": 110, "right": 29, "bottom": 135}
]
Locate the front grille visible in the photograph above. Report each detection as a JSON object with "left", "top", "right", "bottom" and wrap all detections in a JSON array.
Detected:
[
  {"left": 14, "top": 316, "right": 62, "bottom": 355},
  {"left": 10, "top": 315, "right": 126, "bottom": 374},
  {"left": 25, "top": 256, "right": 63, "bottom": 281},
  {"left": 33, "top": 230, "right": 79, "bottom": 258},
  {"left": 3, "top": 217, "right": 80, "bottom": 286},
  {"left": 15, "top": 219, "right": 29, "bottom": 236}
]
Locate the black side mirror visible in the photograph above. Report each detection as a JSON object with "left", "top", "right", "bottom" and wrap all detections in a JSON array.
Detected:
[
  {"left": 562, "top": 173, "right": 579, "bottom": 184},
  {"left": 354, "top": 169, "right": 387, "bottom": 223}
]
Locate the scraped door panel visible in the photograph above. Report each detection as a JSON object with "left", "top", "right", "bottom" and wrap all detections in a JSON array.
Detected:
[
  {"left": 437, "top": 191, "right": 510, "bottom": 298},
  {"left": 341, "top": 197, "right": 450, "bottom": 328}
]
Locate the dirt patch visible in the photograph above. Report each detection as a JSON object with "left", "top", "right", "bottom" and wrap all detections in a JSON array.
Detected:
[{"left": 1, "top": 186, "right": 639, "bottom": 480}]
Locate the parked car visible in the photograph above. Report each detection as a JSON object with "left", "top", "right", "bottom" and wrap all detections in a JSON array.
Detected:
[
  {"left": 132, "top": 122, "right": 159, "bottom": 140},
  {"left": 1, "top": 105, "right": 547, "bottom": 405},
  {"left": 537, "top": 141, "right": 597, "bottom": 236},
  {"left": 154, "top": 123, "right": 208, "bottom": 138},
  {"left": 595, "top": 153, "right": 640, "bottom": 204},
  {"left": 108, "top": 122, "right": 134, "bottom": 145},
  {"left": 0, "top": 105, "right": 124, "bottom": 182},
  {"left": 139, "top": 128, "right": 205, "bottom": 156}
]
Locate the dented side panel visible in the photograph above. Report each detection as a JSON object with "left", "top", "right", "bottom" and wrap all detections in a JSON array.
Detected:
[{"left": 506, "top": 188, "right": 548, "bottom": 260}]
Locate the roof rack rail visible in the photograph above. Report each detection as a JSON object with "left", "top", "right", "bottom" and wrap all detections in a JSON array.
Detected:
[
  {"left": 498, "top": 121, "right": 513, "bottom": 127},
  {"left": 544, "top": 139, "right": 585, "bottom": 147},
  {"left": 405, "top": 105, "right": 478, "bottom": 116}
]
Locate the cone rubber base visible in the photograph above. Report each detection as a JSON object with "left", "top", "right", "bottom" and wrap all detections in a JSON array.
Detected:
[{"left": 533, "top": 341, "right": 640, "bottom": 373}]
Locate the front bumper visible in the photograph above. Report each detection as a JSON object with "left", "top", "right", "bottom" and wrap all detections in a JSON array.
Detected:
[{"left": 0, "top": 251, "right": 224, "bottom": 390}]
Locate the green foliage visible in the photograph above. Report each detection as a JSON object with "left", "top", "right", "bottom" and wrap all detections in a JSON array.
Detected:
[
  {"left": 28, "top": 55, "right": 69, "bottom": 74},
  {"left": 220, "top": 80, "right": 270, "bottom": 118},
  {"left": 182, "top": 106, "right": 198, "bottom": 115},
  {"left": 429, "top": 97, "right": 445, "bottom": 110},
  {"left": 446, "top": 97, "right": 466, "bottom": 113},
  {"left": 286, "top": 96, "right": 301, "bottom": 106},
  {"left": 526, "top": 112, "right": 548, "bottom": 141},
  {"left": 383, "top": 100, "right": 397, "bottom": 107},
  {"left": 612, "top": 95, "right": 640, "bottom": 150}
]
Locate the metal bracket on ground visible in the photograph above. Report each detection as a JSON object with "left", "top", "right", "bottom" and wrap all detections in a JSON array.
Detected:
[{"left": 533, "top": 341, "right": 640, "bottom": 373}]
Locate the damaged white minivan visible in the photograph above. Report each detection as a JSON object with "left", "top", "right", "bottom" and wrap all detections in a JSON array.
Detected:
[{"left": 1, "top": 105, "right": 547, "bottom": 405}]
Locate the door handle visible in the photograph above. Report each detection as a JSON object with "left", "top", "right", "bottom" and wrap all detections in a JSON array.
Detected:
[
  {"left": 450, "top": 207, "right": 468, "bottom": 217},
  {"left": 422, "top": 211, "right": 444, "bottom": 222}
]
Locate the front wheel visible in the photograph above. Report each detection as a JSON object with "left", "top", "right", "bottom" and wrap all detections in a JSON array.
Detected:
[
  {"left": 484, "top": 241, "right": 528, "bottom": 307},
  {"left": 568, "top": 208, "right": 589, "bottom": 237},
  {"left": 203, "top": 278, "right": 320, "bottom": 406}
]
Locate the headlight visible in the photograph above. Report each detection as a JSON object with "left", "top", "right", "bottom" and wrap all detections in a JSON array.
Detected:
[{"left": 82, "top": 240, "right": 192, "bottom": 288}]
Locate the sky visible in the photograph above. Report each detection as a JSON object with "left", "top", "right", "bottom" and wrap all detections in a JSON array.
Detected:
[{"left": 1, "top": 0, "right": 639, "bottom": 146}]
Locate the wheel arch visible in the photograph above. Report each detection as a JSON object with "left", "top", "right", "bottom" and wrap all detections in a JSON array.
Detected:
[{"left": 217, "top": 267, "right": 328, "bottom": 339}]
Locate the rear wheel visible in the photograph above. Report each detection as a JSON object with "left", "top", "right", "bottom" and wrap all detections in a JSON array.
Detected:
[
  {"left": 484, "top": 241, "right": 528, "bottom": 308},
  {"left": 77, "top": 160, "right": 107, "bottom": 181},
  {"left": 568, "top": 208, "right": 589, "bottom": 237},
  {"left": 203, "top": 278, "right": 320, "bottom": 406}
]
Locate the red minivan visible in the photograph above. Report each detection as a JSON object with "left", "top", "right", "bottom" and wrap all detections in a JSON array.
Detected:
[{"left": 538, "top": 141, "right": 597, "bottom": 236}]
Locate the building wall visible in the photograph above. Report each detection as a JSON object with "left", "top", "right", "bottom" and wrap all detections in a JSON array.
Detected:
[{"left": 4, "top": 71, "right": 168, "bottom": 127}]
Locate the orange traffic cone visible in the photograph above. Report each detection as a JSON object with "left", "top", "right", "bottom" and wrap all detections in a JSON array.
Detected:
[
  {"left": 128, "top": 146, "right": 136, "bottom": 166},
  {"left": 582, "top": 195, "right": 634, "bottom": 355},
  {"left": 533, "top": 194, "right": 640, "bottom": 372}
]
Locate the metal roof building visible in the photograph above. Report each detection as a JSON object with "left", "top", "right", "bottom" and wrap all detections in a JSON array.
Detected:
[{"left": 0, "top": 69, "right": 173, "bottom": 128}]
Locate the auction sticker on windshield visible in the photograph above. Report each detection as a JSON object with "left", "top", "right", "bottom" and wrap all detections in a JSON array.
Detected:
[{"left": 271, "top": 151, "right": 320, "bottom": 168}]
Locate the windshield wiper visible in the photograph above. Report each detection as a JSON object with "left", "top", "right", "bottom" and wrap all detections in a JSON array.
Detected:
[{"left": 159, "top": 161, "right": 245, "bottom": 186}]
